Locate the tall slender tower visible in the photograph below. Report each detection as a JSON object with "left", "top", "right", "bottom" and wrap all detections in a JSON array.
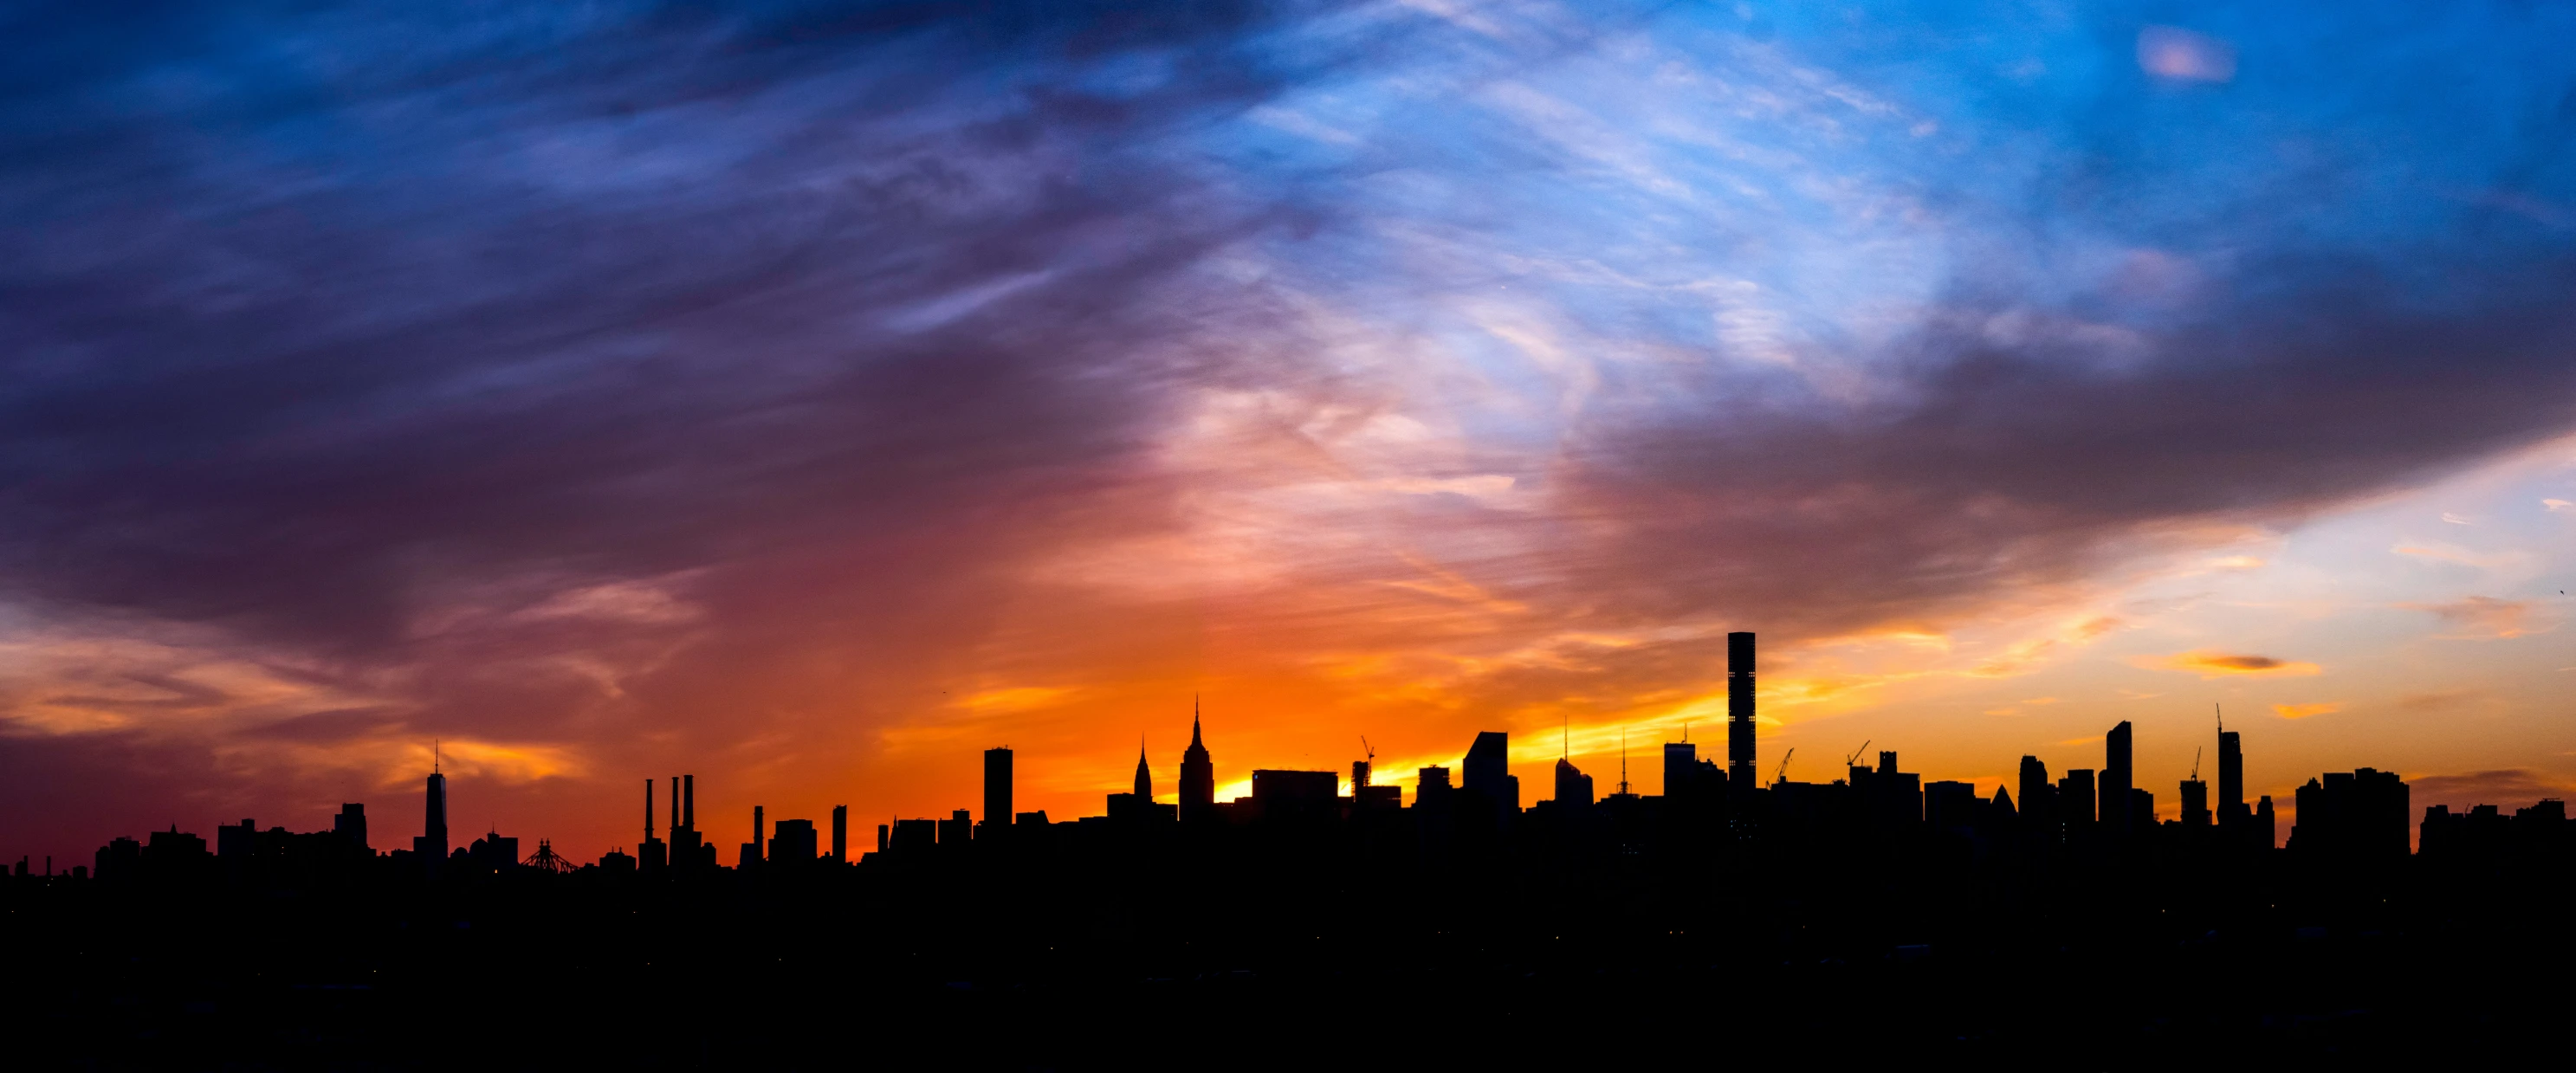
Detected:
[
  {"left": 417, "top": 747, "right": 449, "bottom": 873},
  {"left": 1180, "top": 698, "right": 1214, "bottom": 820},
  {"left": 984, "top": 747, "right": 1014, "bottom": 834},
  {"left": 830, "top": 805, "right": 848, "bottom": 863},
  {"left": 2101, "top": 721, "right": 2133, "bottom": 838},
  {"left": 1131, "top": 742, "right": 1153, "bottom": 800},
  {"left": 2217, "top": 706, "right": 2245, "bottom": 824},
  {"left": 1726, "top": 631, "right": 1757, "bottom": 787}
]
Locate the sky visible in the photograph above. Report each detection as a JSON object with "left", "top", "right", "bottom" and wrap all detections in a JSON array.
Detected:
[{"left": 3, "top": 0, "right": 2574, "bottom": 864}]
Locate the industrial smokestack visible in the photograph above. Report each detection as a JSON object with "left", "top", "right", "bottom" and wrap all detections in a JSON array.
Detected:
[
  {"left": 644, "top": 779, "right": 654, "bottom": 842},
  {"left": 1726, "top": 631, "right": 1757, "bottom": 788},
  {"left": 683, "top": 774, "right": 696, "bottom": 831}
]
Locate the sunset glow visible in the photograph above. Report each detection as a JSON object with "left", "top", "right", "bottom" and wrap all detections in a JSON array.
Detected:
[{"left": 3, "top": 0, "right": 2575, "bottom": 863}]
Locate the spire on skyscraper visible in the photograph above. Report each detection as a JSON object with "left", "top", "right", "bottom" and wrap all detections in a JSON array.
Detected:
[{"left": 1180, "top": 696, "right": 1214, "bottom": 819}]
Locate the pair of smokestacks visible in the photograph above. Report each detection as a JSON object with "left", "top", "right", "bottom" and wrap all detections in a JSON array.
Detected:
[{"left": 645, "top": 774, "right": 696, "bottom": 840}]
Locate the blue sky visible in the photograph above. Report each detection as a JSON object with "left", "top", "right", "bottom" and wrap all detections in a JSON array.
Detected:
[{"left": 1, "top": 1, "right": 2572, "bottom": 859}]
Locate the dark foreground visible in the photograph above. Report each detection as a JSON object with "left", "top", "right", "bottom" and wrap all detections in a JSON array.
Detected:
[{"left": 5, "top": 828, "right": 2566, "bottom": 1070}]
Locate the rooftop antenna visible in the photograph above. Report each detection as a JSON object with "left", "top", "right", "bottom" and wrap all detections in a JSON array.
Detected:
[
  {"left": 1618, "top": 730, "right": 1630, "bottom": 795},
  {"left": 433, "top": 740, "right": 441, "bottom": 774},
  {"left": 1562, "top": 714, "right": 1570, "bottom": 760},
  {"left": 1681, "top": 720, "right": 1689, "bottom": 743},
  {"left": 2215, "top": 701, "right": 2223, "bottom": 734},
  {"left": 1845, "top": 740, "right": 1872, "bottom": 767}
]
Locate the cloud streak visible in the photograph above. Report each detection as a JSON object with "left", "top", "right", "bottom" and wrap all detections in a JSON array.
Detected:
[{"left": 3, "top": 1, "right": 2576, "bottom": 858}]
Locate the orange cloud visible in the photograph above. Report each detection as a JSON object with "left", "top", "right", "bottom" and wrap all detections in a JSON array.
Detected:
[
  {"left": 2404, "top": 596, "right": 2548, "bottom": 639},
  {"left": 2270, "top": 702, "right": 2341, "bottom": 720},
  {"left": 2135, "top": 650, "right": 2321, "bottom": 678}
]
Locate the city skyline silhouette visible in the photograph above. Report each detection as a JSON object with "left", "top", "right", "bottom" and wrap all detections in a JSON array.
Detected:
[{"left": 5, "top": 0, "right": 2576, "bottom": 1064}]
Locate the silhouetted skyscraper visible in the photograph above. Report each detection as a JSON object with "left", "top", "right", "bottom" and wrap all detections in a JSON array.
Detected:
[
  {"left": 1181, "top": 701, "right": 1215, "bottom": 821},
  {"left": 1726, "top": 631, "right": 1757, "bottom": 787},
  {"left": 2217, "top": 726, "right": 2248, "bottom": 830},
  {"left": 2061, "top": 768, "right": 2095, "bottom": 831},
  {"left": 2016, "top": 755, "right": 2053, "bottom": 833},
  {"left": 1464, "top": 731, "right": 1518, "bottom": 818},
  {"left": 1417, "top": 766, "right": 1453, "bottom": 808},
  {"left": 2181, "top": 778, "right": 2210, "bottom": 828},
  {"left": 417, "top": 759, "right": 448, "bottom": 875},
  {"left": 985, "top": 747, "right": 1013, "bottom": 836},
  {"left": 1663, "top": 741, "right": 1697, "bottom": 801},
  {"left": 1554, "top": 757, "right": 1594, "bottom": 806},
  {"left": 768, "top": 818, "right": 816, "bottom": 864},
  {"left": 2217, "top": 728, "right": 2243, "bottom": 809},
  {"left": 2100, "top": 721, "right": 2133, "bottom": 839},
  {"left": 334, "top": 803, "right": 366, "bottom": 851},
  {"left": 218, "top": 818, "right": 255, "bottom": 860},
  {"left": 1132, "top": 744, "right": 1152, "bottom": 800},
  {"left": 831, "top": 805, "right": 848, "bottom": 863}
]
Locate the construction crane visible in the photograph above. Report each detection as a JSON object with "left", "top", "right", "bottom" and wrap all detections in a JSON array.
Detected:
[
  {"left": 1845, "top": 740, "right": 1872, "bottom": 767},
  {"left": 1361, "top": 735, "right": 1375, "bottom": 763},
  {"left": 1773, "top": 747, "right": 1795, "bottom": 786},
  {"left": 2191, "top": 747, "right": 2203, "bottom": 781}
]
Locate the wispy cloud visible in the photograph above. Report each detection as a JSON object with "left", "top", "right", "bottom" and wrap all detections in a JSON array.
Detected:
[
  {"left": 2137, "top": 650, "right": 2323, "bottom": 679},
  {"left": 2403, "top": 596, "right": 2551, "bottom": 639},
  {"left": 2270, "top": 702, "right": 2342, "bottom": 720},
  {"left": 2137, "top": 26, "right": 2237, "bottom": 83}
]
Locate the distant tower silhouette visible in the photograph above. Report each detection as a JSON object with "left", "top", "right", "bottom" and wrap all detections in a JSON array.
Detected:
[
  {"left": 1463, "top": 731, "right": 1518, "bottom": 818},
  {"left": 831, "top": 805, "right": 848, "bottom": 863},
  {"left": 2217, "top": 704, "right": 2248, "bottom": 831},
  {"left": 1132, "top": 740, "right": 1153, "bottom": 800},
  {"left": 2101, "top": 721, "right": 2134, "bottom": 839},
  {"left": 984, "top": 747, "right": 1013, "bottom": 837},
  {"left": 1726, "top": 632, "right": 1757, "bottom": 788},
  {"left": 415, "top": 745, "right": 449, "bottom": 876},
  {"left": 1180, "top": 697, "right": 1215, "bottom": 820}
]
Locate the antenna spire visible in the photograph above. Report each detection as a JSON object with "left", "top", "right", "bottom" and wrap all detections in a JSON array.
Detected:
[
  {"left": 2215, "top": 701, "right": 2223, "bottom": 734},
  {"left": 433, "top": 740, "right": 441, "bottom": 774}
]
